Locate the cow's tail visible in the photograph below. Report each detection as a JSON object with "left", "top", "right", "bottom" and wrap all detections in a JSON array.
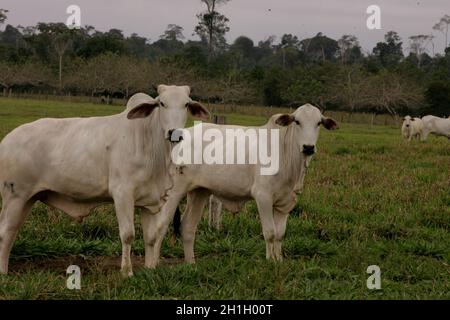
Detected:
[{"left": 173, "top": 206, "right": 182, "bottom": 238}]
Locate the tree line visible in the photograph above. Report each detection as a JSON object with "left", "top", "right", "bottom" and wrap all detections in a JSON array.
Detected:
[{"left": 0, "top": 2, "right": 449, "bottom": 116}]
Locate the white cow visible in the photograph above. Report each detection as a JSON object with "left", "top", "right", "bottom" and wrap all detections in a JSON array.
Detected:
[
  {"left": 0, "top": 85, "right": 209, "bottom": 275},
  {"left": 421, "top": 115, "right": 450, "bottom": 141},
  {"left": 145, "top": 104, "right": 338, "bottom": 266},
  {"left": 207, "top": 148, "right": 313, "bottom": 230},
  {"left": 401, "top": 116, "right": 423, "bottom": 141}
]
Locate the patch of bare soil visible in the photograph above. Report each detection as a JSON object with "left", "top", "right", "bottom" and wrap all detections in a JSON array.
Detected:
[{"left": 9, "top": 256, "right": 183, "bottom": 275}]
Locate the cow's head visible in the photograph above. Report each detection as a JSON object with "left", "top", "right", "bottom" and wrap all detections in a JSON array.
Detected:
[
  {"left": 402, "top": 115, "right": 414, "bottom": 128},
  {"left": 275, "top": 103, "right": 338, "bottom": 155},
  {"left": 126, "top": 85, "right": 210, "bottom": 142}
]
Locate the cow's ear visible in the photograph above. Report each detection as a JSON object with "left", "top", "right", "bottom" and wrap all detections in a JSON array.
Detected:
[
  {"left": 321, "top": 117, "right": 339, "bottom": 130},
  {"left": 275, "top": 114, "right": 295, "bottom": 126},
  {"left": 182, "top": 86, "right": 191, "bottom": 96},
  {"left": 187, "top": 101, "right": 210, "bottom": 120},
  {"left": 157, "top": 85, "right": 168, "bottom": 95},
  {"left": 127, "top": 102, "right": 159, "bottom": 119}
]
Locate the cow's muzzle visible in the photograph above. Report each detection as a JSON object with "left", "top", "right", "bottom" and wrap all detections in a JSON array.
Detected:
[
  {"left": 302, "top": 145, "right": 315, "bottom": 156},
  {"left": 168, "top": 129, "right": 184, "bottom": 143}
]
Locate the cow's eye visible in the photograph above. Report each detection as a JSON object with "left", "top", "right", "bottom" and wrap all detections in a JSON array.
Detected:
[
  {"left": 185, "top": 103, "right": 189, "bottom": 108},
  {"left": 160, "top": 102, "right": 165, "bottom": 107},
  {"left": 295, "top": 120, "right": 300, "bottom": 125},
  {"left": 317, "top": 121, "right": 321, "bottom": 127}
]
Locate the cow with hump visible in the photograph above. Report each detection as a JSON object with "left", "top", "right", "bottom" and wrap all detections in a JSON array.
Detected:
[
  {"left": 0, "top": 84, "right": 209, "bottom": 276},
  {"left": 146, "top": 103, "right": 338, "bottom": 266}
]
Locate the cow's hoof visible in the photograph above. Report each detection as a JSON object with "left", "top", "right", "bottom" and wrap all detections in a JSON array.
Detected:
[{"left": 120, "top": 269, "right": 133, "bottom": 278}]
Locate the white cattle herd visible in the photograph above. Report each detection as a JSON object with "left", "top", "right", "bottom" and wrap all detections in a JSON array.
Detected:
[
  {"left": 402, "top": 114, "right": 450, "bottom": 141},
  {"left": 0, "top": 85, "right": 447, "bottom": 275}
]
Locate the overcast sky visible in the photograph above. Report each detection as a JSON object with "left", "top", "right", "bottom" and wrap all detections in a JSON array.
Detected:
[{"left": 1, "top": 0, "right": 450, "bottom": 54}]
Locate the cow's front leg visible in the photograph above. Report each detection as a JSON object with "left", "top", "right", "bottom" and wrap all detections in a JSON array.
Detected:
[
  {"left": 140, "top": 209, "right": 160, "bottom": 269},
  {"left": 254, "top": 192, "right": 276, "bottom": 260},
  {"left": 140, "top": 207, "right": 173, "bottom": 269},
  {"left": 113, "top": 192, "right": 135, "bottom": 277},
  {"left": 141, "top": 188, "right": 187, "bottom": 268},
  {"left": 273, "top": 208, "right": 289, "bottom": 261}
]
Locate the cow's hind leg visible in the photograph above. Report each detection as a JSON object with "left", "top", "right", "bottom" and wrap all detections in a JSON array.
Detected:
[
  {"left": 0, "top": 197, "right": 34, "bottom": 274},
  {"left": 182, "top": 190, "right": 210, "bottom": 264},
  {"left": 208, "top": 195, "right": 223, "bottom": 230}
]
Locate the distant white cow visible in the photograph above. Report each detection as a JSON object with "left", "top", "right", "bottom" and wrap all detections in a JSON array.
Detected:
[
  {"left": 145, "top": 104, "right": 338, "bottom": 266},
  {"left": 401, "top": 116, "right": 423, "bottom": 141},
  {"left": 0, "top": 85, "right": 209, "bottom": 275},
  {"left": 421, "top": 115, "right": 450, "bottom": 141}
]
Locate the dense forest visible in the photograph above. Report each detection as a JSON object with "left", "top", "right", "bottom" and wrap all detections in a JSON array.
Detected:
[{"left": 0, "top": 2, "right": 449, "bottom": 116}]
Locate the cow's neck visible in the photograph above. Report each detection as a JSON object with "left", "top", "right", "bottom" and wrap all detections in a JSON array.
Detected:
[
  {"left": 146, "top": 109, "right": 175, "bottom": 204},
  {"left": 133, "top": 108, "right": 172, "bottom": 185},
  {"left": 278, "top": 125, "right": 305, "bottom": 189}
]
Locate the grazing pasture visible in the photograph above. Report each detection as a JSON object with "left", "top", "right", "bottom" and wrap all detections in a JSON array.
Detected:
[{"left": 0, "top": 97, "right": 448, "bottom": 299}]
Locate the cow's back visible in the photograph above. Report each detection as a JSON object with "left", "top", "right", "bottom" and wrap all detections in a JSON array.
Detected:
[
  {"left": 0, "top": 114, "right": 122, "bottom": 198},
  {"left": 422, "top": 115, "right": 450, "bottom": 137}
]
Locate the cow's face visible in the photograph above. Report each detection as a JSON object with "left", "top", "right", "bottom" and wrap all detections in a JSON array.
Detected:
[
  {"left": 276, "top": 104, "right": 338, "bottom": 155},
  {"left": 402, "top": 115, "right": 414, "bottom": 129},
  {"left": 127, "top": 85, "right": 209, "bottom": 142}
]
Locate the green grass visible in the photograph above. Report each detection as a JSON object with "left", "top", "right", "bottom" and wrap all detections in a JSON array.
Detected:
[{"left": 0, "top": 97, "right": 449, "bottom": 300}]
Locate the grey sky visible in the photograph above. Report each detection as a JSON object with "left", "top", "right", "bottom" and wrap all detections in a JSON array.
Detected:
[{"left": 1, "top": 0, "right": 450, "bottom": 54}]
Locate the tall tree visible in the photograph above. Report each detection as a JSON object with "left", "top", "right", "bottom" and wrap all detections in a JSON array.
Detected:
[
  {"left": 433, "top": 15, "right": 450, "bottom": 50},
  {"left": 195, "top": 0, "right": 231, "bottom": 61},
  {"left": 300, "top": 33, "right": 339, "bottom": 63},
  {"left": 53, "top": 33, "right": 73, "bottom": 91},
  {"left": 372, "top": 31, "right": 404, "bottom": 67},
  {"left": 80, "top": 28, "right": 126, "bottom": 58},
  {"left": 161, "top": 24, "right": 185, "bottom": 41},
  {"left": 230, "top": 36, "right": 255, "bottom": 68},
  {"left": 232, "top": 36, "right": 254, "bottom": 58},
  {"left": 409, "top": 34, "right": 433, "bottom": 67},
  {"left": 125, "top": 33, "right": 149, "bottom": 58},
  {"left": 279, "top": 34, "right": 300, "bottom": 68},
  {"left": 0, "top": 8, "right": 8, "bottom": 26},
  {"left": 337, "top": 35, "right": 361, "bottom": 64}
]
